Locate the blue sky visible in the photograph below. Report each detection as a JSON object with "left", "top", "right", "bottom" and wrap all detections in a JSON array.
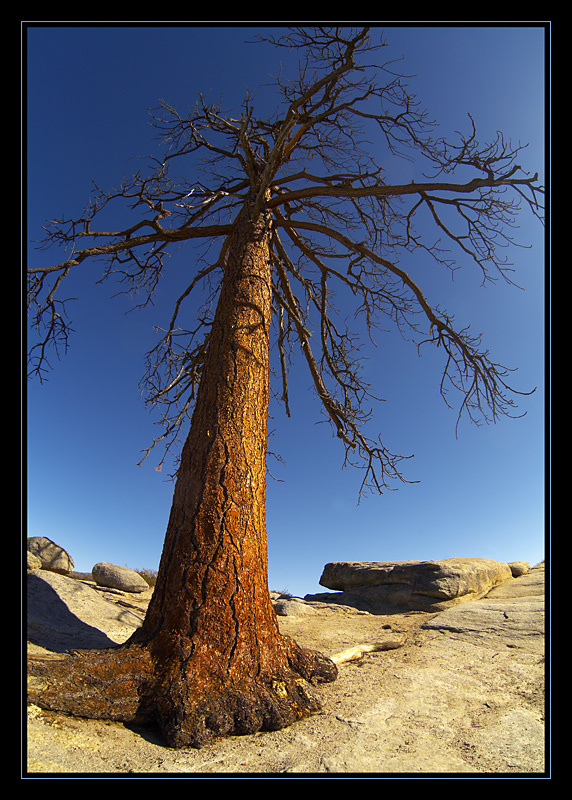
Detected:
[{"left": 25, "top": 24, "right": 547, "bottom": 597}]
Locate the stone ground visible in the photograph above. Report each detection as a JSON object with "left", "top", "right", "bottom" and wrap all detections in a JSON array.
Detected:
[{"left": 25, "top": 563, "right": 547, "bottom": 777}]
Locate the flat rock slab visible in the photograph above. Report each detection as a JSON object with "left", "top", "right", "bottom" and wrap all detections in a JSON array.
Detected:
[
  {"left": 421, "top": 597, "right": 544, "bottom": 652},
  {"left": 422, "top": 563, "right": 545, "bottom": 654},
  {"left": 311, "top": 558, "right": 514, "bottom": 612},
  {"left": 310, "top": 563, "right": 546, "bottom": 773}
]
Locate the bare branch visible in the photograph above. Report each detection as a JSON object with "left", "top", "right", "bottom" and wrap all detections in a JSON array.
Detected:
[{"left": 28, "top": 26, "right": 543, "bottom": 492}]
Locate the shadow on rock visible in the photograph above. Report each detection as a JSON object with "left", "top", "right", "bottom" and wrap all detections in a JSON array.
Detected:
[{"left": 27, "top": 571, "right": 124, "bottom": 653}]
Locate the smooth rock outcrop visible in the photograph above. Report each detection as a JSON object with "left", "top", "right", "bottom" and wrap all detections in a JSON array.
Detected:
[
  {"left": 92, "top": 562, "right": 149, "bottom": 593},
  {"left": 306, "top": 558, "right": 513, "bottom": 612},
  {"left": 422, "top": 562, "right": 545, "bottom": 653},
  {"left": 27, "top": 536, "right": 74, "bottom": 575},
  {"left": 27, "top": 570, "right": 146, "bottom": 652}
]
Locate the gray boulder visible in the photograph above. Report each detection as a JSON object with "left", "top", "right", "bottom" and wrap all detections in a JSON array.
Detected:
[
  {"left": 92, "top": 562, "right": 149, "bottom": 593},
  {"left": 27, "top": 536, "right": 74, "bottom": 575},
  {"left": 306, "top": 558, "right": 513, "bottom": 613},
  {"left": 273, "top": 598, "right": 318, "bottom": 617}
]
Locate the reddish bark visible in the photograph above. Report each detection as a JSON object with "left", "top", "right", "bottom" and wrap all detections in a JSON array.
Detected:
[{"left": 27, "top": 197, "right": 337, "bottom": 749}]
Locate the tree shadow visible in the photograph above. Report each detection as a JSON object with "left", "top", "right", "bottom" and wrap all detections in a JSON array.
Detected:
[{"left": 27, "top": 572, "right": 122, "bottom": 653}]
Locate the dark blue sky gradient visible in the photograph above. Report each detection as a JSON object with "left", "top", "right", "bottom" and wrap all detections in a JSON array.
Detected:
[{"left": 26, "top": 24, "right": 547, "bottom": 596}]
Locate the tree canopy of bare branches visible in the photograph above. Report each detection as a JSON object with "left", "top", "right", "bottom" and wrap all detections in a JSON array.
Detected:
[{"left": 27, "top": 26, "right": 544, "bottom": 496}]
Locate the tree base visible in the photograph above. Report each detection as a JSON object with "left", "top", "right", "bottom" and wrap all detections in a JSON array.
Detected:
[{"left": 27, "top": 637, "right": 338, "bottom": 749}]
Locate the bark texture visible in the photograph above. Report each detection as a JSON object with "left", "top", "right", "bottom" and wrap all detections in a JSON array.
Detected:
[{"left": 27, "top": 197, "right": 337, "bottom": 749}]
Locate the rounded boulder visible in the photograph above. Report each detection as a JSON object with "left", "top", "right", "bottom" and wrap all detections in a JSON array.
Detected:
[
  {"left": 92, "top": 562, "right": 149, "bottom": 593},
  {"left": 27, "top": 536, "right": 74, "bottom": 575}
]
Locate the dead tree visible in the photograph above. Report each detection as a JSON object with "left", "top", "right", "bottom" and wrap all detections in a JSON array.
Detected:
[{"left": 27, "top": 27, "right": 543, "bottom": 748}]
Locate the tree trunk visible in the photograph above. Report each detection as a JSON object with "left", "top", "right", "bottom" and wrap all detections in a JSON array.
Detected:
[{"left": 27, "top": 196, "right": 337, "bottom": 749}]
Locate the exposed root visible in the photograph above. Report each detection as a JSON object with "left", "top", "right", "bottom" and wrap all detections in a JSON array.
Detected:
[
  {"left": 27, "top": 644, "right": 155, "bottom": 724},
  {"left": 27, "top": 638, "right": 338, "bottom": 749},
  {"left": 154, "top": 670, "right": 327, "bottom": 749}
]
